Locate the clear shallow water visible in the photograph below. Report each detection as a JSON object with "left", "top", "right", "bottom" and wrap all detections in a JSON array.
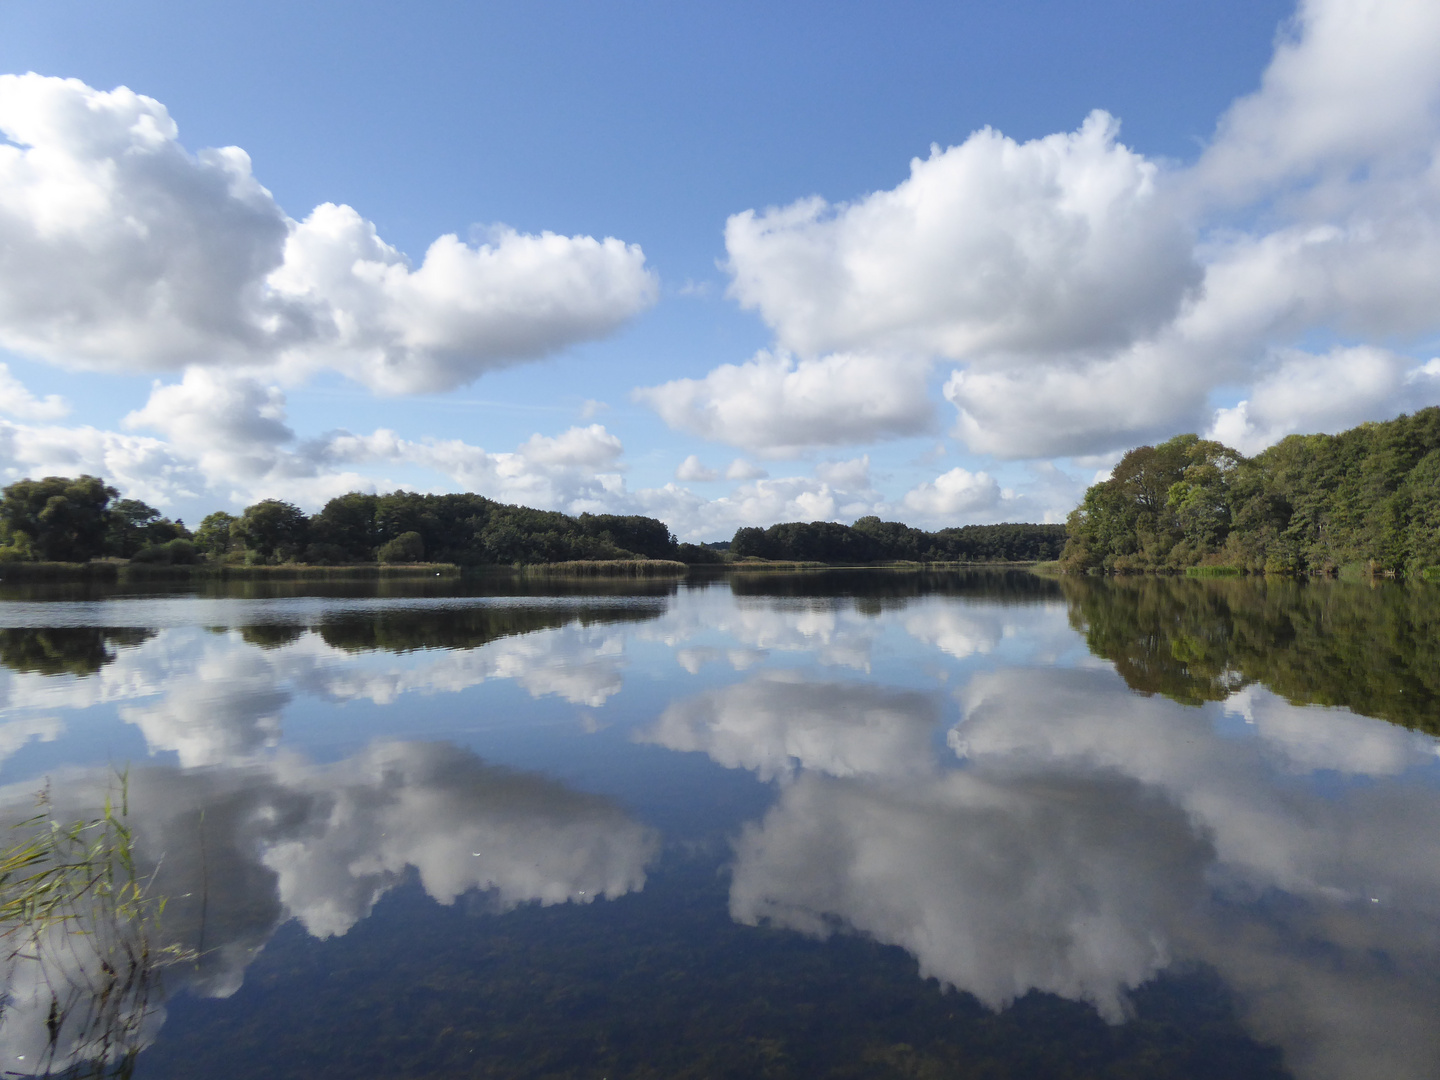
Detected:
[{"left": 0, "top": 570, "right": 1437, "bottom": 1079}]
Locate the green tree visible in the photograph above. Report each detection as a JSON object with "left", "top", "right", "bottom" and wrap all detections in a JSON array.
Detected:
[
  {"left": 1065, "top": 436, "right": 1236, "bottom": 572},
  {"left": 0, "top": 475, "right": 118, "bottom": 562},
  {"left": 1061, "top": 408, "right": 1440, "bottom": 576},
  {"left": 377, "top": 530, "right": 424, "bottom": 563},
  {"left": 309, "top": 493, "right": 380, "bottom": 561},
  {"left": 1403, "top": 448, "right": 1440, "bottom": 576},
  {"left": 105, "top": 499, "right": 161, "bottom": 558},
  {"left": 578, "top": 514, "right": 677, "bottom": 559},
  {"left": 232, "top": 500, "right": 309, "bottom": 563},
  {"left": 102, "top": 499, "right": 188, "bottom": 559},
  {"left": 1166, "top": 439, "right": 1244, "bottom": 555},
  {"left": 193, "top": 512, "right": 237, "bottom": 559}
]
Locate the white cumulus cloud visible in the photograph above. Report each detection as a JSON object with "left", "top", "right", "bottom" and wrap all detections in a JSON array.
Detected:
[
  {"left": 1191, "top": 0, "right": 1440, "bottom": 204},
  {"left": 725, "top": 110, "right": 1198, "bottom": 361},
  {"left": 1207, "top": 347, "right": 1440, "bottom": 454},
  {"left": 675, "top": 454, "right": 718, "bottom": 482},
  {"left": 725, "top": 458, "right": 768, "bottom": 481},
  {"left": 0, "top": 364, "right": 66, "bottom": 421},
  {"left": 655, "top": 2, "right": 1440, "bottom": 467},
  {"left": 0, "top": 74, "right": 655, "bottom": 394},
  {"left": 901, "top": 466, "right": 1002, "bottom": 518},
  {"left": 636, "top": 349, "right": 933, "bottom": 457}
]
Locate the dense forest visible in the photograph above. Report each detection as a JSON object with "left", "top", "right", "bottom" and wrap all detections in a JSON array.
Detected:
[
  {"left": 0, "top": 475, "right": 1066, "bottom": 568},
  {"left": 1062, "top": 407, "right": 1440, "bottom": 577},
  {"left": 730, "top": 518, "right": 1067, "bottom": 564},
  {"left": 0, "top": 479, "right": 681, "bottom": 566}
]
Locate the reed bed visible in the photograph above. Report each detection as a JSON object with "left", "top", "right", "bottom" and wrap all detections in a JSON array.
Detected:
[
  {"left": 0, "top": 780, "right": 189, "bottom": 1078},
  {"left": 510, "top": 559, "right": 688, "bottom": 578},
  {"left": 0, "top": 563, "right": 119, "bottom": 584},
  {"left": 121, "top": 562, "right": 461, "bottom": 582}
]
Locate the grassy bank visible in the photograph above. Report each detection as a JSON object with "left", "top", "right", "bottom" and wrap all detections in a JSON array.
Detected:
[{"left": 0, "top": 561, "right": 120, "bottom": 583}]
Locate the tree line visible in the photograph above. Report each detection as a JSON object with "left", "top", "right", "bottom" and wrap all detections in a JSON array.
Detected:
[
  {"left": 729, "top": 517, "right": 1067, "bottom": 563},
  {"left": 0, "top": 479, "right": 681, "bottom": 566},
  {"left": 0, "top": 474, "right": 1068, "bottom": 568},
  {"left": 1061, "top": 407, "right": 1440, "bottom": 577}
]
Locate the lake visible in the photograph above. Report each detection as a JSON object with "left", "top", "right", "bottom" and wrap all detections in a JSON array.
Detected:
[{"left": 0, "top": 569, "right": 1436, "bottom": 1079}]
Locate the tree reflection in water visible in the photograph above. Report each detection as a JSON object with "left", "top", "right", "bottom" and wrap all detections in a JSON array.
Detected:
[
  {"left": 1062, "top": 576, "right": 1440, "bottom": 732},
  {"left": 0, "top": 742, "right": 660, "bottom": 1078}
]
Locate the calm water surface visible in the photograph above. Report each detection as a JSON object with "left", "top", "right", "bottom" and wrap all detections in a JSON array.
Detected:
[{"left": 0, "top": 570, "right": 1437, "bottom": 1079}]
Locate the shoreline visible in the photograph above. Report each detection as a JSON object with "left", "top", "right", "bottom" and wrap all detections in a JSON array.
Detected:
[{"left": 0, "top": 558, "right": 1050, "bottom": 585}]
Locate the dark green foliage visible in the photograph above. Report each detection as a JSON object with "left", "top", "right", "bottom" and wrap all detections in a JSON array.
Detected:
[
  {"left": 300, "top": 542, "right": 353, "bottom": 565},
  {"left": 128, "top": 538, "right": 198, "bottom": 565},
  {"left": 0, "top": 628, "right": 155, "bottom": 677},
  {"left": 105, "top": 499, "right": 159, "bottom": 558},
  {"left": 928, "top": 523, "right": 1071, "bottom": 562},
  {"left": 294, "top": 491, "right": 677, "bottom": 566},
  {"left": 377, "top": 531, "right": 425, "bottom": 563},
  {"left": 316, "top": 603, "right": 664, "bottom": 654},
  {"left": 728, "top": 567, "right": 1063, "bottom": 603},
  {"left": 238, "top": 625, "right": 307, "bottom": 650},
  {"left": 577, "top": 513, "right": 677, "bottom": 559},
  {"left": 1062, "top": 408, "right": 1440, "bottom": 576},
  {"left": 731, "top": 517, "right": 1067, "bottom": 564},
  {"left": 676, "top": 542, "right": 725, "bottom": 564},
  {"left": 1062, "top": 575, "right": 1440, "bottom": 734},
  {"left": 0, "top": 475, "right": 118, "bottom": 562},
  {"left": 104, "top": 499, "right": 190, "bottom": 559},
  {"left": 308, "top": 493, "right": 382, "bottom": 560},
  {"left": 233, "top": 500, "right": 309, "bottom": 564}
]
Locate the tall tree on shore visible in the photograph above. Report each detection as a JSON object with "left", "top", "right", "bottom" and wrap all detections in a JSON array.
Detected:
[{"left": 0, "top": 475, "right": 117, "bottom": 562}]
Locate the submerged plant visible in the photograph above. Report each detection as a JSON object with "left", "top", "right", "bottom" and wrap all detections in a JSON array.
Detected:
[{"left": 0, "top": 777, "right": 189, "bottom": 1078}]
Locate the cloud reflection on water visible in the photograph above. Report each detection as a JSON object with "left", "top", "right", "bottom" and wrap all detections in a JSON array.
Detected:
[
  {"left": 637, "top": 670, "right": 938, "bottom": 781},
  {"left": 0, "top": 580, "right": 1436, "bottom": 1079},
  {"left": 726, "top": 663, "right": 1440, "bottom": 1080},
  {"left": 0, "top": 739, "right": 659, "bottom": 1073}
]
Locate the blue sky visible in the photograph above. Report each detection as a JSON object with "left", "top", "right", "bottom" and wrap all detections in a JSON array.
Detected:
[{"left": 0, "top": 0, "right": 1437, "bottom": 538}]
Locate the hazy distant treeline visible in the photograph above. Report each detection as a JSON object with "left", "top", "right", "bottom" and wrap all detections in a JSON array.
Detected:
[{"left": 1062, "top": 407, "right": 1440, "bottom": 577}]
